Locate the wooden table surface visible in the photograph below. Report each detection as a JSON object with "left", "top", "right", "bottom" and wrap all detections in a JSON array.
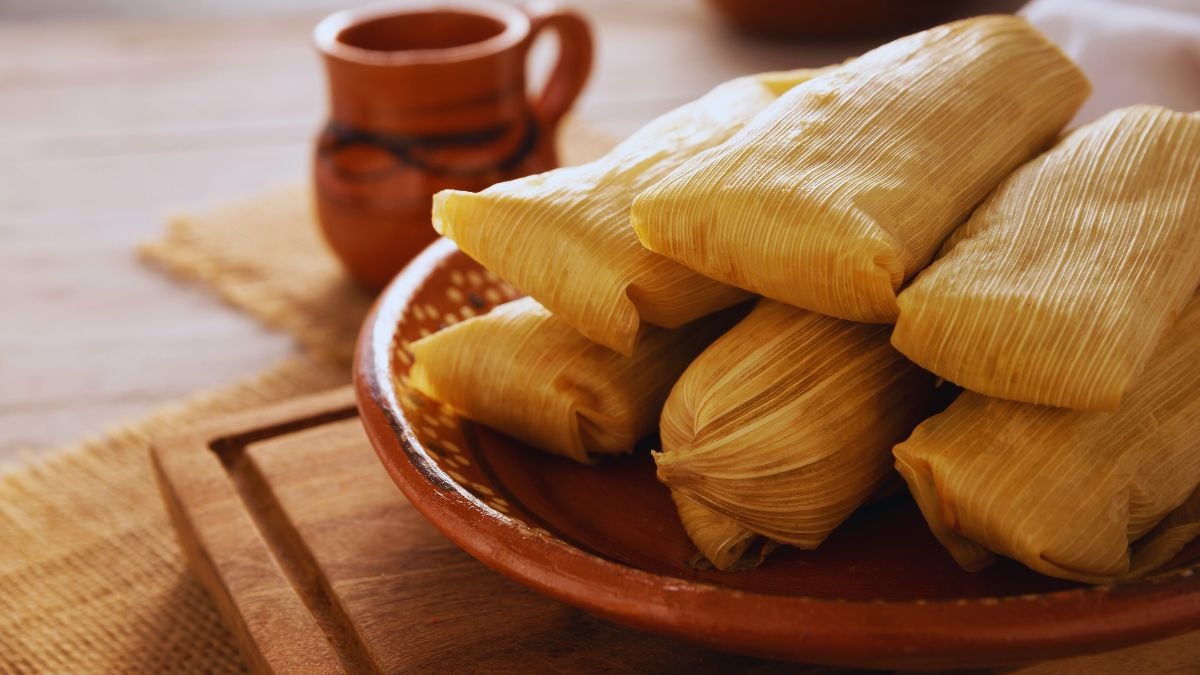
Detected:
[
  {"left": 0, "top": 0, "right": 1028, "bottom": 463},
  {"left": 4, "top": 0, "right": 1199, "bottom": 672}
]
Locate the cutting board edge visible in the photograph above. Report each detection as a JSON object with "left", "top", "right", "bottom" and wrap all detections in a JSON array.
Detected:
[{"left": 150, "top": 385, "right": 360, "bottom": 674}]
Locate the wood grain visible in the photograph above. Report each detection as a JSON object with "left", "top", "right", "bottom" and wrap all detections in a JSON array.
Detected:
[
  {"left": 153, "top": 387, "right": 1200, "bottom": 673},
  {"left": 12, "top": 1, "right": 1194, "bottom": 668},
  {"left": 4, "top": 1, "right": 1190, "bottom": 667},
  {"left": 3, "top": 0, "right": 1024, "bottom": 461},
  {"left": 152, "top": 386, "right": 856, "bottom": 673}
]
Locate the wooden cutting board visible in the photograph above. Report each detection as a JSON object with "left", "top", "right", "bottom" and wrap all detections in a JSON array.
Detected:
[{"left": 150, "top": 386, "right": 1198, "bottom": 674}]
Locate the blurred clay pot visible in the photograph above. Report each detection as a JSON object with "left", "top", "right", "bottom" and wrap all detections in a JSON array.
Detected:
[{"left": 706, "top": 0, "right": 964, "bottom": 39}]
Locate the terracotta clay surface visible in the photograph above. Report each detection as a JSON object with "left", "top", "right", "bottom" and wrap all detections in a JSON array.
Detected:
[
  {"left": 354, "top": 238, "right": 1200, "bottom": 669},
  {"left": 313, "top": 0, "right": 592, "bottom": 289}
]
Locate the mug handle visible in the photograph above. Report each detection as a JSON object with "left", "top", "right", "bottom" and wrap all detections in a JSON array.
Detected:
[{"left": 522, "top": 1, "right": 594, "bottom": 135}]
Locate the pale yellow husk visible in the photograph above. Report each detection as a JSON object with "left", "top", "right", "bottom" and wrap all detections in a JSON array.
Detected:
[
  {"left": 894, "top": 295, "right": 1200, "bottom": 584},
  {"left": 670, "top": 489, "right": 759, "bottom": 571},
  {"left": 432, "top": 67, "right": 829, "bottom": 355},
  {"left": 631, "top": 15, "right": 1089, "bottom": 323},
  {"left": 409, "top": 297, "right": 739, "bottom": 463},
  {"left": 893, "top": 106, "right": 1200, "bottom": 411},
  {"left": 655, "top": 300, "right": 936, "bottom": 563}
]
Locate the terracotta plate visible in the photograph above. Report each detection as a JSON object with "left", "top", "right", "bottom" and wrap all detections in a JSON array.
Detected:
[{"left": 355, "top": 238, "right": 1200, "bottom": 669}]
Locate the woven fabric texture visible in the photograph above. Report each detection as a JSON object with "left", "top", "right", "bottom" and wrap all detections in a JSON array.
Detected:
[
  {"left": 0, "top": 358, "right": 347, "bottom": 674},
  {"left": 0, "top": 121, "right": 612, "bottom": 672}
]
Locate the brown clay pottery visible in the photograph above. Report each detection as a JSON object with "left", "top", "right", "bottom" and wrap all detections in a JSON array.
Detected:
[
  {"left": 705, "top": 0, "right": 964, "bottom": 39},
  {"left": 355, "top": 238, "right": 1200, "bottom": 669},
  {"left": 314, "top": 1, "right": 592, "bottom": 289}
]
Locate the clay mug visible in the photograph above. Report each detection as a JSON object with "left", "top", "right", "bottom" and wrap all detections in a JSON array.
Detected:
[{"left": 313, "top": 0, "right": 592, "bottom": 289}]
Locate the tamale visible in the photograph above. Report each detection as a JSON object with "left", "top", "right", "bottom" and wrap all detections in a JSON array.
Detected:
[
  {"left": 409, "top": 296, "right": 738, "bottom": 463},
  {"left": 432, "top": 67, "right": 829, "bottom": 355},
  {"left": 893, "top": 106, "right": 1200, "bottom": 411},
  {"left": 1127, "top": 487, "right": 1200, "bottom": 579},
  {"left": 894, "top": 295, "right": 1200, "bottom": 584},
  {"left": 631, "top": 15, "right": 1089, "bottom": 323},
  {"left": 655, "top": 300, "right": 936, "bottom": 563},
  {"left": 670, "top": 489, "right": 760, "bottom": 572}
]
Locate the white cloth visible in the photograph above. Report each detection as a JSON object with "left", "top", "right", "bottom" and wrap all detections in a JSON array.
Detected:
[{"left": 1022, "top": 0, "right": 1200, "bottom": 125}]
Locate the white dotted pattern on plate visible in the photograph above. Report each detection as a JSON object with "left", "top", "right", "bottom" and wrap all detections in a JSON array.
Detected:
[{"left": 391, "top": 255, "right": 524, "bottom": 518}]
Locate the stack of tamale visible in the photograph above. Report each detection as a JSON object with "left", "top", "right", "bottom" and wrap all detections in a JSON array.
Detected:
[
  {"left": 405, "top": 14, "right": 1200, "bottom": 584},
  {"left": 891, "top": 105, "right": 1200, "bottom": 583}
]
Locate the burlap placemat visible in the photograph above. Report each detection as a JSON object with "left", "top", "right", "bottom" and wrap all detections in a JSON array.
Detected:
[
  {"left": 0, "top": 358, "right": 346, "bottom": 674},
  {"left": 137, "top": 117, "right": 612, "bottom": 366},
  {"left": 0, "top": 120, "right": 612, "bottom": 673},
  {"left": 141, "top": 184, "right": 372, "bottom": 366}
]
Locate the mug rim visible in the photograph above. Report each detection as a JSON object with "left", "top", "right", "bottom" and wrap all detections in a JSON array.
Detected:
[{"left": 314, "top": 0, "right": 530, "bottom": 66}]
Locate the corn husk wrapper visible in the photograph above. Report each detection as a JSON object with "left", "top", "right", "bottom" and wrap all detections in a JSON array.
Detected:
[
  {"left": 631, "top": 15, "right": 1089, "bottom": 323},
  {"left": 893, "top": 106, "right": 1200, "bottom": 411},
  {"left": 655, "top": 300, "right": 936, "bottom": 566},
  {"left": 894, "top": 296, "right": 1200, "bottom": 584},
  {"left": 409, "top": 297, "right": 740, "bottom": 463},
  {"left": 432, "top": 67, "right": 829, "bottom": 355},
  {"left": 1129, "top": 488, "right": 1200, "bottom": 578},
  {"left": 670, "top": 489, "right": 760, "bottom": 572}
]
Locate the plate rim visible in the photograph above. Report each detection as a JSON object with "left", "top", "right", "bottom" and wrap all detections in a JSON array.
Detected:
[{"left": 354, "top": 237, "right": 1200, "bottom": 668}]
